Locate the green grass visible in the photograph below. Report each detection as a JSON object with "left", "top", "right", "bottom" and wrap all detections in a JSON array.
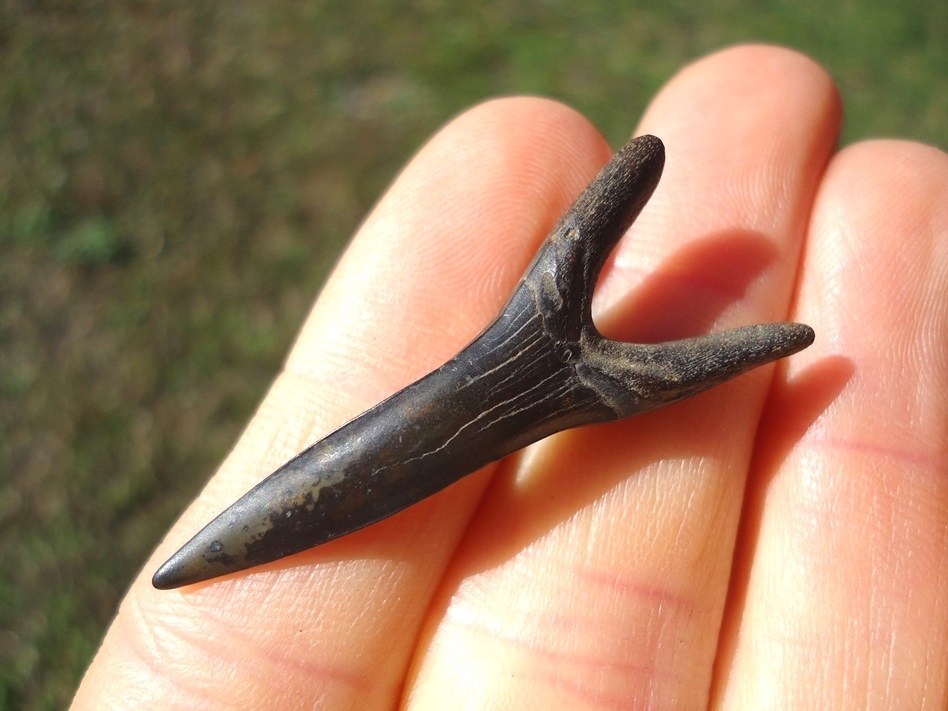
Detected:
[{"left": 1, "top": 1, "right": 945, "bottom": 708}]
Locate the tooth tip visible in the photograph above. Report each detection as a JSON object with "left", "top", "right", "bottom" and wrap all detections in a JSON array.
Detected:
[
  {"left": 150, "top": 550, "right": 209, "bottom": 590},
  {"left": 151, "top": 559, "right": 183, "bottom": 590},
  {"left": 150, "top": 542, "right": 223, "bottom": 590},
  {"left": 775, "top": 322, "right": 815, "bottom": 353}
]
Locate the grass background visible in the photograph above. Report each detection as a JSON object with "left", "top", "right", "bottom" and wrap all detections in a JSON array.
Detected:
[{"left": 1, "top": 1, "right": 945, "bottom": 708}]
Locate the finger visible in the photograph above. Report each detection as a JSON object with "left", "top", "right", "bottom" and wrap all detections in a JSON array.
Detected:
[
  {"left": 72, "top": 99, "right": 613, "bottom": 710},
  {"left": 715, "top": 140, "right": 948, "bottom": 708},
  {"left": 406, "top": 45, "right": 840, "bottom": 710}
]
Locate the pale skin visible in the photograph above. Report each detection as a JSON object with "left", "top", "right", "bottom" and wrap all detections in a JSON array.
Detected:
[{"left": 72, "top": 45, "right": 948, "bottom": 710}]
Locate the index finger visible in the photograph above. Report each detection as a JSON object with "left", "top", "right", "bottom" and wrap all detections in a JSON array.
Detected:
[{"left": 72, "top": 99, "right": 616, "bottom": 709}]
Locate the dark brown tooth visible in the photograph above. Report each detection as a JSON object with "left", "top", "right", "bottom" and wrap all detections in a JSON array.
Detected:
[{"left": 152, "top": 135, "right": 814, "bottom": 590}]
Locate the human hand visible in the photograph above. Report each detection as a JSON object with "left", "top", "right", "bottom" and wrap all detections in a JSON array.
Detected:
[{"left": 72, "top": 45, "right": 948, "bottom": 709}]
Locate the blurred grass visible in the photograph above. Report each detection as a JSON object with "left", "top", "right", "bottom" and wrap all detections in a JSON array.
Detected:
[{"left": 1, "top": 0, "right": 945, "bottom": 708}]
